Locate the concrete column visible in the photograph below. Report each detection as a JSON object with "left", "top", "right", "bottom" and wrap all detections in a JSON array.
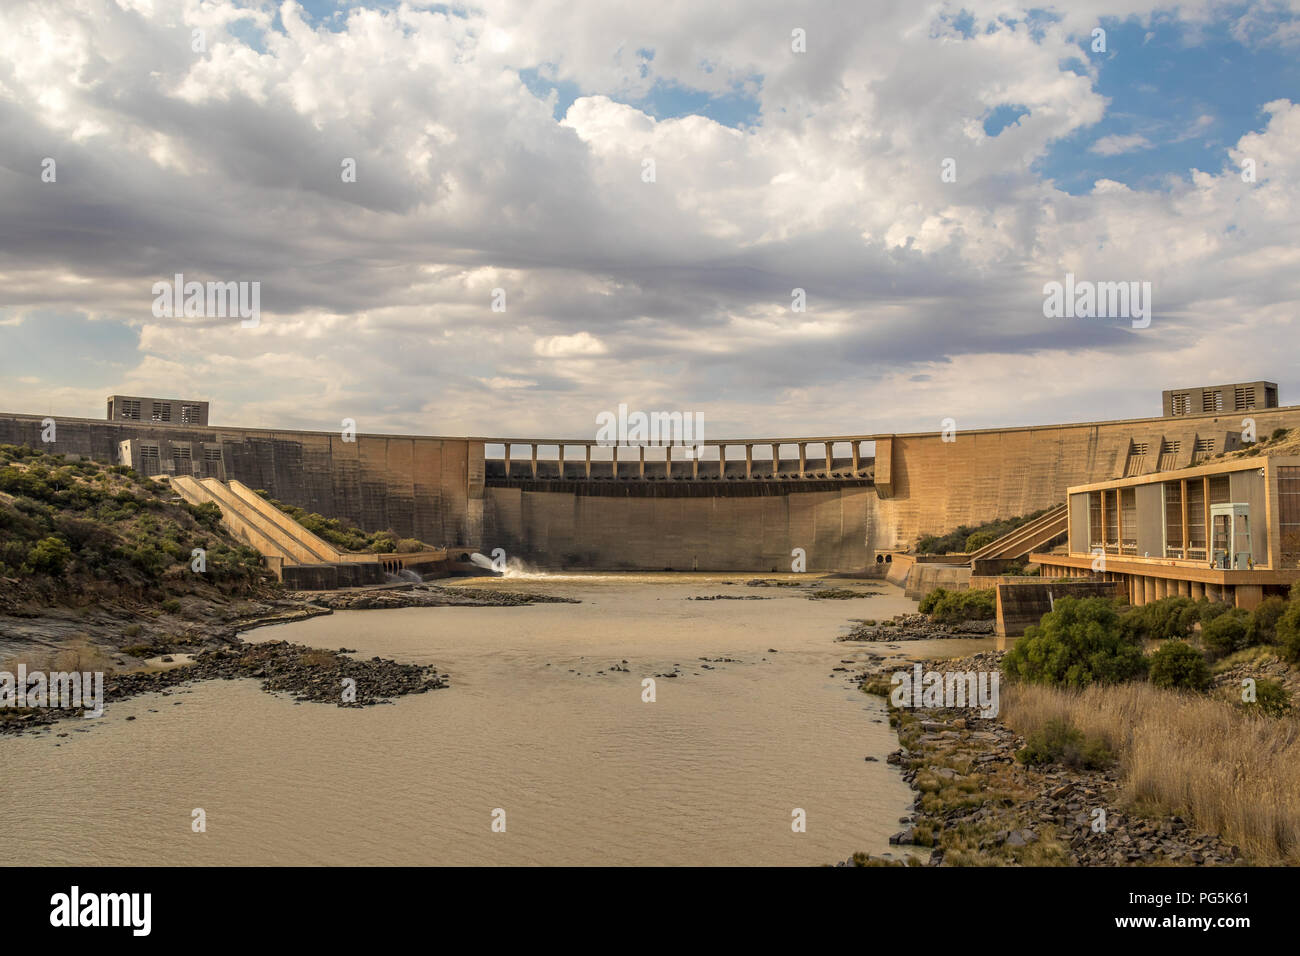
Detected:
[
  {"left": 851, "top": 441, "right": 860, "bottom": 477},
  {"left": 1154, "top": 578, "right": 1168, "bottom": 601},
  {"left": 719, "top": 446, "right": 726, "bottom": 479},
  {"left": 825, "top": 443, "right": 833, "bottom": 476},
  {"left": 1235, "top": 584, "right": 1263, "bottom": 611},
  {"left": 772, "top": 444, "right": 779, "bottom": 478},
  {"left": 1177, "top": 579, "right": 1190, "bottom": 598},
  {"left": 585, "top": 445, "right": 592, "bottom": 479},
  {"left": 504, "top": 445, "right": 511, "bottom": 479},
  {"left": 530, "top": 444, "right": 538, "bottom": 479},
  {"left": 558, "top": 445, "right": 564, "bottom": 480},
  {"left": 1190, "top": 581, "right": 1204, "bottom": 600},
  {"left": 692, "top": 449, "right": 699, "bottom": 480},
  {"left": 798, "top": 443, "right": 807, "bottom": 478},
  {"left": 611, "top": 446, "right": 618, "bottom": 480},
  {"left": 639, "top": 445, "right": 645, "bottom": 479},
  {"left": 664, "top": 445, "right": 671, "bottom": 480},
  {"left": 745, "top": 444, "right": 752, "bottom": 479},
  {"left": 1140, "top": 577, "right": 1154, "bottom": 606}
]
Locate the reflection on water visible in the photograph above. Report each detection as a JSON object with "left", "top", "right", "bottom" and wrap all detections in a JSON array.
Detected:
[{"left": 2, "top": 574, "right": 934, "bottom": 866}]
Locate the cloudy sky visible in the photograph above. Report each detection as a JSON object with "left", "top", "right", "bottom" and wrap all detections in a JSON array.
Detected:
[{"left": 1, "top": 0, "right": 1297, "bottom": 441}]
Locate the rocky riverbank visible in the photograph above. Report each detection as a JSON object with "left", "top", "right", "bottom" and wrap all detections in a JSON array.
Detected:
[
  {"left": 0, "top": 639, "right": 448, "bottom": 736},
  {"left": 299, "top": 583, "right": 581, "bottom": 611},
  {"left": 837, "top": 612, "right": 993, "bottom": 642},
  {"left": 841, "top": 652, "right": 1242, "bottom": 867},
  {"left": 1, "top": 582, "right": 580, "bottom": 737},
  {"left": 1, "top": 581, "right": 579, "bottom": 667}
]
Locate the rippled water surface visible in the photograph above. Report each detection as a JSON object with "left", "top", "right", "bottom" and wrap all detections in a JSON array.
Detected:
[{"left": 3, "top": 574, "right": 937, "bottom": 865}]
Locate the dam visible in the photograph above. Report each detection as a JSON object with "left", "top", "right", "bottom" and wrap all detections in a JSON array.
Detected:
[{"left": 2, "top": 382, "right": 1297, "bottom": 572}]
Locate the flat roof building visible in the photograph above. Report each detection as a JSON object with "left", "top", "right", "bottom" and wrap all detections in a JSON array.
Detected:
[
  {"left": 106, "top": 395, "right": 209, "bottom": 427},
  {"left": 1032, "top": 455, "right": 1300, "bottom": 610},
  {"left": 1162, "top": 381, "right": 1278, "bottom": 417}
]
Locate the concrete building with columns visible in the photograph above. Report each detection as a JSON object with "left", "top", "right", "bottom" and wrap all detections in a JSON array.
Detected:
[{"left": 1032, "top": 455, "right": 1300, "bottom": 610}]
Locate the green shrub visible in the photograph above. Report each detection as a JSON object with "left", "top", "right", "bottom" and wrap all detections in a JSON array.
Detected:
[
  {"left": 1197, "top": 599, "right": 1231, "bottom": 626},
  {"left": 1121, "top": 596, "right": 1196, "bottom": 642},
  {"left": 187, "top": 501, "right": 224, "bottom": 531},
  {"left": 1003, "top": 596, "right": 1147, "bottom": 688},
  {"left": 927, "top": 587, "right": 996, "bottom": 624},
  {"left": 1244, "top": 679, "right": 1292, "bottom": 718},
  {"left": 1201, "top": 608, "right": 1253, "bottom": 658},
  {"left": 1015, "top": 718, "right": 1114, "bottom": 770},
  {"left": 27, "top": 536, "right": 73, "bottom": 576},
  {"left": 918, "top": 587, "right": 947, "bottom": 615},
  {"left": 1250, "top": 596, "right": 1287, "bottom": 645},
  {"left": 964, "top": 530, "right": 996, "bottom": 552},
  {"left": 1147, "top": 640, "right": 1210, "bottom": 691},
  {"left": 1278, "top": 599, "right": 1300, "bottom": 664},
  {"left": 160, "top": 598, "right": 182, "bottom": 614}
]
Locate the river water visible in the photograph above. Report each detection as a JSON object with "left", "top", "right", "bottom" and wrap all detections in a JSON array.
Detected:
[{"left": 1, "top": 574, "right": 983, "bottom": 866}]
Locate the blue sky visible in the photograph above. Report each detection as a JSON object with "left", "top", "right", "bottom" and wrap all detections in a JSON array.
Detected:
[
  {"left": 287, "top": 1, "right": 1298, "bottom": 194},
  {"left": 1039, "top": 13, "right": 1300, "bottom": 193}
]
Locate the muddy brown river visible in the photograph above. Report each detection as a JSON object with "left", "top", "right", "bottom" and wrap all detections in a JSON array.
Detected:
[{"left": 1, "top": 574, "right": 989, "bottom": 865}]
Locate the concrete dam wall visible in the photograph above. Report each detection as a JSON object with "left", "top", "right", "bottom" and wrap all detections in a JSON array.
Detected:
[
  {"left": 0, "top": 414, "right": 482, "bottom": 548},
  {"left": 5, "top": 401, "right": 1300, "bottom": 572},
  {"left": 484, "top": 484, "right": 873, "bottom": 571},
  {"left": 867, "top": 406, "right": 1300, "bottom": 552}
]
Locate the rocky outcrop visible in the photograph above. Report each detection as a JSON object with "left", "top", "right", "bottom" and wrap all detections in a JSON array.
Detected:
[
  {"left": 837, "top": 612, "right": 993, "bottom": 642},
  {"left": 2, "top": 639, "right": 449, "bottom": 736},
  {"left": 302, "top": 583, "right": 579, "bottom": 610}
]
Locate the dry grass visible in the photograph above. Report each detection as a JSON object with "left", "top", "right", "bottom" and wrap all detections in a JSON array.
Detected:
[{"left": 1002, "top": 681, "right": 1300, "bottom": 864}]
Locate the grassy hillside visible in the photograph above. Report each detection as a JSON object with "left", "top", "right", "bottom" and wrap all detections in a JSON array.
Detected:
[
  {"left": 916, "top": 507, "right": 1056, "bottom": 555},
  {"left": 0, "top": 444, "right": 270, "bottom": 610}
]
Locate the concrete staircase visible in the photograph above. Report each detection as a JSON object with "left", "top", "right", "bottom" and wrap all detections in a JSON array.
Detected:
[
  {"left": 172, "top": 476, "right": 303, "bottom": 566},
  {"left": 171, "top": 476, "right": 387, "bottom": 586},
  {"left": 968, "top": 505, "right": 1069, "bottom": 566}
]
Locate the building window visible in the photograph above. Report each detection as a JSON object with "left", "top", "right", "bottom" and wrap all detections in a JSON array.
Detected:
[
  {"left": 1193, "top": 437, "right": 1215, "bottom": 461},
  {"left": 1234, "top": 385, "right": 1254, "bottom": 410},
  {"left": 151, "top": 402, "right": 171, "bottom": 423},
  {"left": 1089, "top": 491, "right": 1103, "bottom": 550},
  {"left": 1202, "top": 390, "right": 1224, "bottom": 413},
  {"left": 1120, "top": 488, "right": 1137, "bottom": 554},
  {"left": 1164, "top": 482, "right": 1184, "bottom": 558},
  {"left": 1104, "top": 489, "right": 1120, "bottom": 553},
  {"left": 1280, "top": 466, "right": 1300, "bottom": 567},
  {"left": 180, "top": 404, "right": 203, "bottom": 424},
  {"left": 1170, "top": 393, "right": 1190, "bottom": 415},
  {"left": 1186, "top": 480, "right": 1206, "bottom": 559},
  {"left": 1158, "top": 439, "right": 1181, "bottom": 471},
  {"left": 120, "top": 400, "right": 141, "bottom": 420}
]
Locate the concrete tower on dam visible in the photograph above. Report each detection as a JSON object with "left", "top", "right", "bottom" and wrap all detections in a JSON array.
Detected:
[{"left": 1, "top": 381, "right": 1296, "bottom": 572}]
